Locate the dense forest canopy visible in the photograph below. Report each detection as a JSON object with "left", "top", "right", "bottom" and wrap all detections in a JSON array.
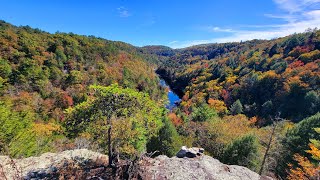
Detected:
[
  {"left": 0, "top": 20, "right": 168, "bottom": 157},
  {"left": 0, "top": 20, "right": 319, "bottom": 179},
  {"left": 156, "top": 29, "right": 320, "bottom": 123},
  {"left": 145, "top": 29, "right": 320, "bottom": 179}
]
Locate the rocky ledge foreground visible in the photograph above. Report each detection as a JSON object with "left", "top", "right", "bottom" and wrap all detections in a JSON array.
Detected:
[
  {"left": 140, "top": 155, "right": 270, "bottom": 180},
  {"left": 0, "top": 149, "right": 271, "bottom": 180}
]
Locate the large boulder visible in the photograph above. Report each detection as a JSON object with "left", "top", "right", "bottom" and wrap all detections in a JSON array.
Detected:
[
  {"left": 0, "top": 149, "right": 108, "bottom": 179},
  {"left": 139, "top": 155, "right": 272, "bottom": 180}
]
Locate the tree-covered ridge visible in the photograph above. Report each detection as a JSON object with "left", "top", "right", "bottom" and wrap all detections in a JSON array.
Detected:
[
  {"left": 157, "top": 29, "right": 320, "bottom": 123},
  {"left": 152, "top": 30, "right": 319, "bottom": 179},
  {"left": 0, "top": 20, "right": 170, "bottom": 157},
  {"left": 0, "top": 20, "right": 319, "bottom": 179},
  {"left": 0, "top": 20, "right": 165, "bottom": 121}
]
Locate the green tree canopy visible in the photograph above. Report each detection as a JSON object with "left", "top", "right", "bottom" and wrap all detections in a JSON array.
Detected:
[
  {"left": 230, "top": 99, "right": 243, "bottom": 115},
  {"left": 222, "top": 134, "right": 259, "bottom": 170},
  {"left": 65, "top": 84, "right": 164, "bottom": 156},
  {"left": 147, "top": 110, "right": 182, "bottom": 157},
  {"left": 276, "top": 113, "right": 320, "bottom": 178},
  {"left": 191, "top": 103, "right": 217, "bottom": 122}
]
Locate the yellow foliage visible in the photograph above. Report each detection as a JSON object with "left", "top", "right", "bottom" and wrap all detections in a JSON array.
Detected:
[
  {"left": 208, "top": 98, "right": 227, "bottom": 115},
  {"left": 288, "top": 130, "right": 320, "bottom": 180},
  {"left": 111, "top": 117, "right": 143, "bottom": 155},
  {"left": 225, "top": 75, "right": 237, "bottom": 86},
  {"left": 306, "top": 144, "right": 320, "bottom": 161},
  {"left": 260, "top": 70, "right": 280, "bottom": 80},
  {"left": 32, "top": 122, "right": 62, "bottom": 136},
  {"left": 287, "top": 154, "right": 320, "bottom": 180},
  {"left": 206, "top": 80, "right": 222, "bottom": 92},
  {"left": 214, "top": 115, "right": 256, "bottom": 145},
  {"left": 284, "top": 76, "right": 309, "bottom": 92},
  {"left": 79, "top": 132, "right": 92, "bottom": 139}
]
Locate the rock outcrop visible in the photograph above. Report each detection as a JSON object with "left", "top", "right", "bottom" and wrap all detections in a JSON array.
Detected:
[
  {"left": 139, "top": 155, "right": 270, "bottom": 180},
  {"left": 0, "top": 149, "right": 272, "bottom": 180},
  {"left": 0, "top": 149, "right": 108, "bottom": 179}
]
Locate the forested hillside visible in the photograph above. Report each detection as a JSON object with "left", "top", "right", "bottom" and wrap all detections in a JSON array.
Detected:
[
  {"left": 0, "top": 20, "right": 171, "bottom": 158},
  {"left": 157, "top": 30, "right": 320, "bottom": 123},
  {"left": 153, "top": 30, "right": 320, "bottom": 178},
  {"left": 0, "top": 20, "right": 319, "bottom": 179}
]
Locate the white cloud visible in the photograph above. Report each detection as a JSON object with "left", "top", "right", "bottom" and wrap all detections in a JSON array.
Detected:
[
  {"left": 273, "top": 0, "right": 320, "bottom": 13},
  {"left": 208, "top": 26, "right": 234, "bottom": 33},
  {"left": 117, "top": 7, "right": 131, "bottom": 18},
  {"left": 169, "top": 0, "right": 320, "bottom": 48},
  {"left": 263, "top": 13, "right": 298, "bottom": 22},
  {"left": 168, "top": 41, "right": 179, "bottom": 45}
]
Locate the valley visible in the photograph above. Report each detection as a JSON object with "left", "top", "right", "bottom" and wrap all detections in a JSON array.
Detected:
[{"left": 0, "top": 20, "right": 319, "bottom": 179}]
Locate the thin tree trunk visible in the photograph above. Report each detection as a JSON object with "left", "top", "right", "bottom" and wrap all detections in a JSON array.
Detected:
[
  {"left": 259, "top": 122, "right": 276, "bottom": 175},
  {"left": 108, "top": 118, "right": 112, "bottom": 167}
]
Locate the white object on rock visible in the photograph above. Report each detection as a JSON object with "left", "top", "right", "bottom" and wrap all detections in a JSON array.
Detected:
[
  {"left": 176, "top": 146, "right": 188, "bottom": 158},
  {"left": 176, "top": 146, "right": 204, "bottom": 158}
]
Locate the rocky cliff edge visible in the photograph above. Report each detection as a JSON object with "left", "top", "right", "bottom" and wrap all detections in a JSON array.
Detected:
[{"left": 0, "top": 149, "right": 272, "bottom": 180}]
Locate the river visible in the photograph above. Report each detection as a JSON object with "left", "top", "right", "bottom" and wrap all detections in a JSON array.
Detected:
[{"left": 159, "top": 79, "right": 181, "bottom": 110}]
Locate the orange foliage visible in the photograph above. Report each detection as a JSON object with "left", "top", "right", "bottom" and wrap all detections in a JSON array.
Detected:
[
  {"left": 288, "top": 60, "right": 304, "bottom": 69},
  {"left": 288, "top": 143, "right": 320, "bottom": 180},
  {"left": 287, "top": 154, "right": 320, "bottom": 180},
  {"left": 284, "top": 76, "right": 309, "bottom": 92},
  {"left": 182, "top": 91, "right": 190, "bottom": 101},
  {"left": 249, "top": 116, "right": 258, "bottom": 124},
  {"left": 168, "top": 112, "right": 183, "bottom": 126},
  {"left": 208, "top": 98, "right": 227, "bottom": 115},
  {"left": 306, "top": 143, "right": 320, "bottom": 161}
]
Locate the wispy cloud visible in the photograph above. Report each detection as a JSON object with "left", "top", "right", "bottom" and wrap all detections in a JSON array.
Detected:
[
  {"left": 117, "top": 7, "right": 131, "bottom": 18},
  {"left": 168, "top": 41, "right": 179, "bottom": 45},
  {"left": 208, "top": 26, "right": 234, "bottom": 33},
  {"left": 273, "top": 0, "right": 320, "bottom": 13},
  {"left": 263, "top": 13, "right": 298, "bottom": 22},
  {"left": 170, "top": 0, "right": 320, "bottom": 48}
]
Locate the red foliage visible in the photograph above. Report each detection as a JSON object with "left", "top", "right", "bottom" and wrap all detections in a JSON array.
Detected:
[
  {"left": 289, "top": 60, "right": 304, "bottom": 69},
  {"left": 56, "top": 92, "right": 74, "bottom": 109},
  {"left": 221, "top": 89, "right": 229, "bottom": 102}
]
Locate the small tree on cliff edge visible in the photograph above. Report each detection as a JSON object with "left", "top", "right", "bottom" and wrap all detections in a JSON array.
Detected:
[{"left": 65, "top": 84, "right": 163, "bottom": 167}]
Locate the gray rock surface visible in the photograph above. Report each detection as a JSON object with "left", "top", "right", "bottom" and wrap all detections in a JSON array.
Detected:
[
  {"left": 0, "top": 149, "right": 272, "bottom": 180},
  {"left": 139, "top": 155, "right": 269, "bottom": 180},
  {"left": 0, "top": 149, "right": 108, "bottom": 179}
]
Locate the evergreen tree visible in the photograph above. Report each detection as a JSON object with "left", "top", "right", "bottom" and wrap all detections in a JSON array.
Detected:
[
  {"left": 191, "top": 103, "right": 217, "bottom": 122},
  {"left": 221, "top": 134, "right": 259, "bottom": 170},
  {"left": 276, "top": 113, "right": 320, "bottom": 178},
  {"left": 230, "top": 99, "right": 243, "bottom": 115},
  {"left": 147, "top": 110, "right": 182, "bottom": 157}
]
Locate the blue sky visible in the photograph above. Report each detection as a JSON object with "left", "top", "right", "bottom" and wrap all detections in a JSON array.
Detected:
[{"left": 1, "top": 0, "right": 320, "bottom": 48}]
